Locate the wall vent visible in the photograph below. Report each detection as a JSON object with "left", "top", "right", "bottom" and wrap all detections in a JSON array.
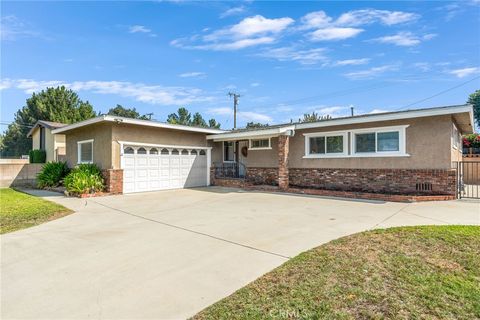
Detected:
[{"left": 416, "top": 182, "right": 432, "bottom": 192}]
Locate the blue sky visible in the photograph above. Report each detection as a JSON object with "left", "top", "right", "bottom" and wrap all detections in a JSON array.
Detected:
[{"left": 1, "top": 1, "right": 479, "bottom": 131}]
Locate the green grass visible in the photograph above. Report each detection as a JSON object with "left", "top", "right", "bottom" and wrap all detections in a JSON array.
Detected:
[
  {"left": 0, "top": 188, "right": 72, "bottom": 234},
  {"left": 193, "top": 226, "right": 480, "bottom": 320}
]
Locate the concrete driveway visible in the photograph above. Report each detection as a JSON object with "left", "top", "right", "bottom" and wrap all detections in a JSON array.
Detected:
[{"left": 2, "top": 187, "right": 479, "bottom": 319}]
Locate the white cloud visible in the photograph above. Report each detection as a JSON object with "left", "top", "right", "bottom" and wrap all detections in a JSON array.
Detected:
[
  {"left": 1, "top": 15, "right": 41, "bottom": 40},
  {"left": 449, "top": 67, "right": 480, "bottom": 78},
  {"left": 309, "top": 27, "right": 363, "bottom": 41},
  {"left": 129, "top": 25, "right": 151, "bottom": 33},
  {"left": 178, "top": 72, "right": 206, "bottom": 78},
  {"left": 371, "top": 32, "right": 436, "bottom": 47},
  {"left": 335, "top": 58, "right": 370, "bottom": 66},
  {"left": 1, "top": 78, "right": 213, "bottom": 105},
  {"left": 300, "top": 11, "right": 332, "bottom": 29},
  {"left": 344, "top": 65, "right": 398, "bottom": 79},
  {"left": 250, "top": 82, "right": 260, "bottom": 87},
  {"left": 208, "top": 107, "right": 272, "bottom": 122},
  {"left": 220, "top": 6, "right": 246, "bottom": 18},
  {"left": 369, "top": 108, "right": 389, "bottom": 114},
  {"left": 171, "top": 15, "right": 293, "bottom": 51},
  {"left": 336, "top": 9, "right": 419, "bottom": 26},
  {"left": 257, "top": 47, "right": 327, "bottom": 65},
  {"left": 316, "top": 106, "right": 349, "bottom": 116}
]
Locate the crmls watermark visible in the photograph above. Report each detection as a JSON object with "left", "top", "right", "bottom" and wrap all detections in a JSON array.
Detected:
[{"left": 268, "top": 308, "right": 310, "bottom": 318}]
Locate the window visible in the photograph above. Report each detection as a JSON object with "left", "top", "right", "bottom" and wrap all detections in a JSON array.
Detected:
[
  {"left": 39, "top": 127, "right": 46, "bottom": 150},
  {"left": 352, "top": 126, "right": 406, "bottom": 156},
  {"left": 199, "top": 150, "right": 206, "bottom": 156},
  {"left": 171, "top": 149, "right": 179, "bottom": 155},
  {"left": 304, "top": 125, "right": 408, "bottom": 159},
  {"left": 124, "top": 147, "right": 134, "bottom": 154},
  {"left": 355, "top": 133, "right": 376, "bottom": 153},
  {"left": 249, "top": 138, "right": 271, "bottom": 150},
  {"left": 78, "top": 139, "right": 93, "bottom": 163},
  {"left": 149, "top": 148, "right": 158, "bottom": 155},
  {"left": 137, "top": 147, "right": 147, "bottom": 154},
  {"left": 191, "top": 149, "right": 198, "bottom": 155},
  {"left": 305, "top": 133, "right": 346, "bottom": 157},
  {"left": 224, "top": 141, "right": 235, "bottom": 162},
  {"left": 181, "top": 149, "right": 189, "bottom": 155},
  {"left": 161, "top": 148, "right": 170, "bottom": 155}
]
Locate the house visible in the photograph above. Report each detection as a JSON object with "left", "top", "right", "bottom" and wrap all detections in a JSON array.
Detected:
[
  {"left": 27, "top": 120, "right": 68, "bottom": 162},
  {"left": 51, "top": 104, "right": 474, "bottom": 198}
]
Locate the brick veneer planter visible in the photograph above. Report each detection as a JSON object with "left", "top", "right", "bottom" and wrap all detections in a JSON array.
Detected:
[
  {"left": 246, "top": 167, "right": 278, "bottom": 185},
  {"left": 102, "top": 169, "right": 123, "bottom": 194},
  {"left": 212, "top": 177, "right": 245, "bottom": 188},
  {"left": 289, "top": 168, "right": 456, "bottom": 196}
]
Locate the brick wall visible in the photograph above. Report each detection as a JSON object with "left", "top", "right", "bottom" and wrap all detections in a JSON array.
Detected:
[
  {"left": 278, "top": 135, "right": 290, "bottom": 190},
  {"left": 102, "top": 169, "right": 123, "bottom": 194},
  {"left": 212, "top": 178, "right": 245, "bottom": 188},
  {"left": 246, "top": 167, "right": 278, "bottom": 185},
  {"left": 289, "top": 168, "right": 456, "bottom": 195}
]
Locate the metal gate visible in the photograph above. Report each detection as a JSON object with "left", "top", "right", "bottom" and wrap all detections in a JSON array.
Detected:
[{"left": 456, "top": 161, "right": 480, "bottom": 199}]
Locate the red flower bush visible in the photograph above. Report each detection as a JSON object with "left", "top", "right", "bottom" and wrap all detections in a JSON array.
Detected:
[{"left": 463, "top": 133, "right": 480, "bottom": 148}]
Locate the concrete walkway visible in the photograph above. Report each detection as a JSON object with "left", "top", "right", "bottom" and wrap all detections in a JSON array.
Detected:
[{"left": 2, "top": 187, "right": 479, "bottom": 319}]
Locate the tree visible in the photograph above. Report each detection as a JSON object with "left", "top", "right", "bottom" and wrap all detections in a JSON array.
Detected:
[
  {"left": 167, "top": 107, "right": 191, "bottom": 125},
  {"left": 467, "top": 90, "right": 480, "bottom": 129},
  {"left": 297, "top": 111, "right": 332, "bottom": 123},
  {"left": 167, "top": 107, "right": 221, "bottom": 128},
  {"left": 208, "top": 119, "right": 221, "bottom": 129},
  {"left": 191, "top": 112, "right": 207, "bottom": 127},
  {"left": 246, "top": 122, "right": 269, "bottom": 129},
  {"left": 107, "top": 104, "right": 149, "bottom": 120},
  {"left": 0, "top": 86, "right": 96, "bottom": 157}
]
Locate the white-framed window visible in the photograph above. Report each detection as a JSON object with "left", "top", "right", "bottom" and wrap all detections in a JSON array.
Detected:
[
  {"left": 249, "top": 138, "right": 271, "bottom": 150},
  {"left": 77, "top": 139, "right": 93, "bottom": 164},
  {"left": 223, "top": 141, "right": 235, "bottom": 162},
  {"left": 303, "top": 125, "right": 409, "bottom": 159},
  {"left": 351, "top": 125, "right": 407, "bottom": 157},
  {"left": 452, "top": 123, "right": 461, "bottom": 150},
  {"left": 304, "top": 131, "right": 348, "bottom": 158}
]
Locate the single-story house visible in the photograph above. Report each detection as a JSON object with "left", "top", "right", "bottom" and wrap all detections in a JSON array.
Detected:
[
  {"left": 27, "top": 120, "right": 67, "bottom": 162},
  {"left": 51, "top": 104, "right": 474, "bottom": 197}
]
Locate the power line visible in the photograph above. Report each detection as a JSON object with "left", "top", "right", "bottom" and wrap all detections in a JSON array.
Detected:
[
  {"left": 0, "top": 121, "right": 34, "bottom": 128},
  {"left": 395, "top": 75, "right": 480, "bottom": 111}
]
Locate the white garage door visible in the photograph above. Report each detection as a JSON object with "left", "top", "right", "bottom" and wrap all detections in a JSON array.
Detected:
[{"left": 122, "top": 145, "right": 208, "bottom": 193}]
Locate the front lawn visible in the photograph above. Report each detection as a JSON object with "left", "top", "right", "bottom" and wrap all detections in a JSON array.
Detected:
[
  {"left": 0, "top": 188, "right": 72, "bottom": 234},
  {"left": 194, "top": 226, "right": 480, "bottom": 320}
]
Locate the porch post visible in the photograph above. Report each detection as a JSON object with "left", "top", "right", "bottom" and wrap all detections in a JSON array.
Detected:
[{"left": 278, "top": 134, "right": 290, "bottom": 190}]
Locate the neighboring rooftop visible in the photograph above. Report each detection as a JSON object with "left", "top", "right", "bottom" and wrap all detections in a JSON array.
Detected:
[{"left": 27, "top": 120, "right": 68, "bottom": 137}]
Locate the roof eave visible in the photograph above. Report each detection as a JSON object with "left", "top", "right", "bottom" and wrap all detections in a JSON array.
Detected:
[
  {"left": 51, "top": 115, "right": 226, "bottom": 135},
  {"left": 207, "top": 125, "right": 295, "bottom": 141}
]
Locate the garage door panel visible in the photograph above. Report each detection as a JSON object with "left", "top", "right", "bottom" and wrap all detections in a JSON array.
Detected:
[{"left": 122, "top": 145, "right": 208, "bottom": 193}]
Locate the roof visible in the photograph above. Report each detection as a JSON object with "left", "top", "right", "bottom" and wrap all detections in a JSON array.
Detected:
[
  {"left": 51, "top": 115, "right": 226, "bottom": 135},
  {"left": 27, "top": 120, "right": 68, "bottom": 137},
  {"left": 207, "top": 104, "right": 474, "bottom": 141}
]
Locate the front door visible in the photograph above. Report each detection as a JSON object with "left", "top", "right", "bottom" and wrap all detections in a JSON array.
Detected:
[{"left": 237, "top": 140, "right": 248, "bottom": 177}]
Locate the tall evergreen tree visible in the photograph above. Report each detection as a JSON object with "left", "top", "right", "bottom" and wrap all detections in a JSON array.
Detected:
[
  {"left": 107, "top": 104, "right": 149, "bottom": 120},
  {"left": 0, "top": 86, "right": 96, "bottom": 157}
]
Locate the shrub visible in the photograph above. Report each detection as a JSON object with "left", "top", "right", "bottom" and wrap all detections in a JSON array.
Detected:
[
  {"left": 29, "top": 149, "right": 46, "bottom": 163},
  {"left": 64, "top": 163, "right": 105, "bottom": 194},
  {"left": 463, "top": 133, "right": 480, "bottom": 148},
  {"left": 37, "top": 162, "right": 70, "bottom": 188}
]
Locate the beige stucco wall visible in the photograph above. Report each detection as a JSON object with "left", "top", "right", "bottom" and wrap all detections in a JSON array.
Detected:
[
  {"left": 288, "top": 115, "right": 453, "bottom": 170},
  {"left": 32, "top": 129, "right": 40, "bottom": 150},
  {"left": 110, "top": 123, "right": 210, "bottom": 169},
  {"left": 31, "top": 127, "right": 66, "bottom": 162},
  {"left": 65, "top": 123, "right": 113, "bottom": 169},
  {"left": 220, "top": 115, "right": 455, "bottom": 170}
]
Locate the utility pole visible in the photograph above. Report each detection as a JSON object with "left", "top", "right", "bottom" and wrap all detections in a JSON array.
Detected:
[
  {"left": 350, "top": 106, "right": 354, "bottom": 117},
  {"left": 228, "top": 92, "right": 240, "bottom": 129}
]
